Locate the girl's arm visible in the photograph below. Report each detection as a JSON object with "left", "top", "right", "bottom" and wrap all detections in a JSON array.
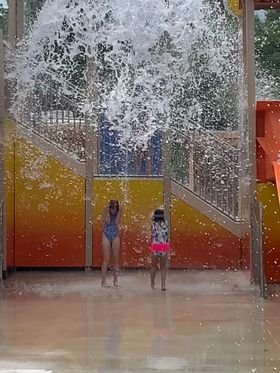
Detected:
[
  {"left": 165, "top": 221, "right": 171, "bottom": 260},
  {"left": 151, "top": 222, "right": 154, "bottom": 242},
  {"left": 151, "top": 221, "right": 156, "bottom": 242},
  {"left": 116, "top": 203, "right": 122, "bottom": 225},
  {"left": 164, "top": 220, "right": 169, "bottom": 242},
  {"left": 102, "top": 206, "right": 110, "bottom": 224}
]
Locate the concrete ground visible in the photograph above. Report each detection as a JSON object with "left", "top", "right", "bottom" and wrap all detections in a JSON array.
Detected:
[{"left": 0, "top": 269, "right": 279, "bottom": 373}]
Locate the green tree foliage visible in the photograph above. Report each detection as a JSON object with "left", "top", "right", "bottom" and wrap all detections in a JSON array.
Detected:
[
  {"left": 255, "top": 10, "right": 280, "bottom": 97},
  {"left": 25, "top": 0, "right": 45, "bottom": 29},
  {"left": 0, "top": 1, "right": 45, "bottom": 38},
  {"left": 171, "top": 0, "right": 241, "bottom": 131}
]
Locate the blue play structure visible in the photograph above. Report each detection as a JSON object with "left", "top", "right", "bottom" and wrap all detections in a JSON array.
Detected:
[{"left": 99, "top": 113, "right": 162, "bottom": 176}]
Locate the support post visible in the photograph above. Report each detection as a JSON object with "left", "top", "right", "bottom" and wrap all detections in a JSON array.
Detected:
[
  {"left": 0, "top": 30, "right": 5, "bottom": 280},
  {"left": 85, "top": 117, "right": 94, "bottom": 270},
  {"left": 85, "top": 58, "right": 99, "bottom": 270},
  {"left": 7, "top": 0, "right": 24, "bottom": 113},
  {"left": 163, "top": 128, "right": 171, "bottom": 236},
  {"left": 8, "top": 0, "right": 16, "bottom": 47},
  {"left": 0, "top": 30, "right": 4, "bottom": 124},
  {"left": 239, "top": 13, "right": 248, "bottom": 224},
  {"left": 8, "top": 0, "right": 24, "bottom": 47},
  {"left": 189, "top": 136, "right": 194, "bottom": 190},
  {"left": 242, "top": 0, "right": 258, "bottom": 282},
  {"left": 16, "top": 0, "right": 25, "bottom": 41},
  {"left": 5, "top": 0, "right": 24, "bottom": 277}
]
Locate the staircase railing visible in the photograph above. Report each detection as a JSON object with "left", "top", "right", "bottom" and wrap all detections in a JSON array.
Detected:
[
  {"left": 14, "top": 76, "right": 242, "bottom": 201},
  {"left": 40, "top": 68, "right": 87, "bottom": 105},
  {"left": 171, "top": 124, "right": 241, "bottom": 220},
  {"left": 14, "top": 78, "right": 163, "bottom": 175},
  {"left": 15, "top": 80, "right": 87, "bottom": 161}
]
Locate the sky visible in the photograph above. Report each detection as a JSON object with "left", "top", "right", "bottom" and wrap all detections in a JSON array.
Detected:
[{"left": 0, "top": 0, "right": 7, "bottom": 8}]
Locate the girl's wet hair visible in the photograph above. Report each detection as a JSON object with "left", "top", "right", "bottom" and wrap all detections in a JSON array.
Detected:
[
  {"left": 153, "top": 208, "right": 165, "bottom": 222},
  {"left": 109, "top": 199, "right": 119, "bottom": 212}
]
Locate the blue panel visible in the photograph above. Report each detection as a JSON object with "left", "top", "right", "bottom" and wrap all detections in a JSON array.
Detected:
[
  {"left": 99, "top": 113, "right": 120, "bottom": 175},
  {"left": 151, "top": 130, "right": 162, "bottom": 176},
  {"left": 99, "top": 113, "right": 110, "bottom": 174},
  {"left": 99, "top": 113, "right": 163, "bottom": 176}
]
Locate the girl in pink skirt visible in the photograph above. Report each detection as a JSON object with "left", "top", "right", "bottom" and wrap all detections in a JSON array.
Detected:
[{"left": 150, "top": 209, "right": 170, "bottom": 291}]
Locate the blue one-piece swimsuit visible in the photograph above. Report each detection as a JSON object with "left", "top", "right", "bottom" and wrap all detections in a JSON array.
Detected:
[{"left": 103, "top": 213, "right": 119, "bottom": 242}]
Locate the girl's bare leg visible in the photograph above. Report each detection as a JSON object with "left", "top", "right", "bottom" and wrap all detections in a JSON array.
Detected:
[
  {"left": 112, "top": 236, "right": 120, "bottom": 287},
  {"left": 160, "top": 255, "right": 168, "bottom": 291},
  {"left": 101, "top": 235, "right": 111, "bottom": 286},
  {"left": 151, "top": 254, "right": 158, "bottom": 289}
]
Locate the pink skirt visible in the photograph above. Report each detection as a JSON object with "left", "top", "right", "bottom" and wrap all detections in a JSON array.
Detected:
[{"left": 150, "top": 242, "right": 170, "bottom": 254}]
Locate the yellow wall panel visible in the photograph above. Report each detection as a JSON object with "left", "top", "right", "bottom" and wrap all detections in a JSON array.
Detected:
[
  {"left": 171, "top": 196, "right": 242, "bottom": 269},
  {"left": 15, "top": 137, "right": 85, "bottom": 267},
  {"left": 92, "top": 179, "right": 163, "bottom": 267},
  {"left": 257, "top": 183, "right": 280, "bottom": 283}
]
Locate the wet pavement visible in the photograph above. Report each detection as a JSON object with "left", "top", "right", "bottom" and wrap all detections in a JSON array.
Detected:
[{"left": 0, "top": 270, "right": 280, "bottom": 372}]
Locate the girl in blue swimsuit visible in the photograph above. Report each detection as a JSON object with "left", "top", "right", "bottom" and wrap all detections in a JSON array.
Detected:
[{"left": 101, "top": 200, "right": 121, "bottom": 287}]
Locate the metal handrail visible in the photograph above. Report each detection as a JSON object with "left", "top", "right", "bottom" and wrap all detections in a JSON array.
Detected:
[
  {"left": 44, "top": 67, "right": 87, "bottom": 96},
  {"left": 15, "top": 79, "right": 87, "bottom": 161},
  {"left": 189, "top": 119, "right": 236, "bottom": 149},
  {"left": 171, "top": 123, "right": 240, "bottom": 220},
  {"left": 172, "top": 126, "right": 239, "bottom": 165},
  {"left": 38, "top": 81, "right": 83, "bottom": 109},
  {"left": 14, "top": 79, "right": 163, "bottom": 175},
  {"left": 15, "top": 74, "right": 241, "bottom": 186}
]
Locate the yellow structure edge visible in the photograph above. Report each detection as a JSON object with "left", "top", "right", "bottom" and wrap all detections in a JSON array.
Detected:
[{"left": 224, "top": 0, "right": 242, "bottom": 17}]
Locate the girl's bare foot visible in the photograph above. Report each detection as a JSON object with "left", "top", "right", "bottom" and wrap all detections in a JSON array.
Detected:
[
  {"left": 101, "top": 282, "right": 111, "bottom": 287},
  {"left": 113, "top": 271, "right": 120, "bottom": 287},
  {"left": 151, "top": 280, "right": 155, "bottom": 289}
]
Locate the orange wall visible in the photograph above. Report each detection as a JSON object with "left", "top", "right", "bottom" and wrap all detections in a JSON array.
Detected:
[
  {"left": 14, "top": 138, "right": 85, "bottom": 267},
  {"left": 256, "top": 102, "right": 280, "bottom": 182},
  {"left": 92, "top": 179, "right": 163, "bottom": 267},
  {"left": 171, "top": 196, "right": 242, "bottom": 269},
  {"left": 257, "top": 183, "right": 280, "bottom": 283},
  {"left": 265, "top": 111, "right": 280, "bottom": 151}
]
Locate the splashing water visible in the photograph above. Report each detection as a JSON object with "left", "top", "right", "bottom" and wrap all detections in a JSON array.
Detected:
[{"left": 10, "top": 0, "right": 241, "bottom": 149}]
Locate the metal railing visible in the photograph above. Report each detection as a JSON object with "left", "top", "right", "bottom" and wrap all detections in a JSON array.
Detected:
[
  {"left": 15, "top": 81, "right": 87, "bottom": 161},
  {"left": 14, "top": 78, "right": 243, "bottom": 193},
  {"left": 171, "top": 125, "right": 241, "bottom": 220},
  {"left": 42, "top": 68, "right": 87, "bottom": 104},
  {"left": 14, "top": 79, "right": 163, "bottom": 175}
]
